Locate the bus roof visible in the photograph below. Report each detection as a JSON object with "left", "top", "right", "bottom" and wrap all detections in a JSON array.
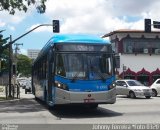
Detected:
[
  {"left": 49, "top": 34, "right": 109, "bottom": 44},
  {"left": 34, "top": 34, "right": 110, "bottom": 63}
]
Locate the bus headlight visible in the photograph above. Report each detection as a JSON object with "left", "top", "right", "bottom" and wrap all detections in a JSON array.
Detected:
[
  {"left": 109, "top": 82, "right": 116, "bottom": 90},
  {"left": 54, "top": 81, "right": 69, "bottom": 91}
]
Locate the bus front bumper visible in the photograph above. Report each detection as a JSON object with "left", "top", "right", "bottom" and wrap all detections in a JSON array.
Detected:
[{"left": 54, "top": 88, "right": 116, "bottom": 105}]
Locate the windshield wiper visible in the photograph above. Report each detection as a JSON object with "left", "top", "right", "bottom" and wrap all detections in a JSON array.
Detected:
[
  {"left": 71, "top": 66, "right": 107, "bottom": 82},
  {"left": 90, "top": 66, "right": 106, "bottom": 82}
]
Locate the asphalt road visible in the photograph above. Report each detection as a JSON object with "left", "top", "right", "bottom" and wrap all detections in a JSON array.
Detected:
[{"left": 0, "top": 89, "right": 160, "bottom": 129}]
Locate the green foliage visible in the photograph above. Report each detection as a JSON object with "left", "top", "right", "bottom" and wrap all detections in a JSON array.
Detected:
[
  {"left": 0, "top": 0, "right": 47, "bottom": 15},
  {"left": 0, "top": 30, "right": 9, "bottom": 73},
  {"left": 17, "top": 54, "right": 32, "bottom": 76},
  {"left": 0, "top": 50, "right": 9, "bottom": 72},
  {"left": 0, "top": 30, "right": 9, "bottom": 56}
]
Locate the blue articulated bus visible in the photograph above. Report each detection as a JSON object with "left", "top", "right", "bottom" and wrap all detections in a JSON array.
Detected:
[{"left": 32, "top": 34, "right": 116, "bottom": 109}]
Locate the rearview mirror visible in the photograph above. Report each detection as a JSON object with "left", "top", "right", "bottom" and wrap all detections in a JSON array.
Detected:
[{"left": 123, "top": 84, "right": 127, "bottom": 87}]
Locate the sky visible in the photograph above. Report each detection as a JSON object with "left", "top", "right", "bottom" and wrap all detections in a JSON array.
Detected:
[{"left": 0, "top": 0, "right": 160, "bottom": 55}]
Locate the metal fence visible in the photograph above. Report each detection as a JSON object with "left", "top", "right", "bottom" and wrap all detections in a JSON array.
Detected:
[
  {"left": 0, "top": 73, "right": 8, "bottom": 86},
  {"left": 0, "top": 84, "right": 20, "bottom": 99},
  {"left": 0, "top": 72, "right": 20, "bottom": 99}
]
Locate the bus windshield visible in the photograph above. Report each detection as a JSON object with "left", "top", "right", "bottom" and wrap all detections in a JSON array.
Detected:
[{"left": 56, "top": 53, "right": 113, "bottom": 80}]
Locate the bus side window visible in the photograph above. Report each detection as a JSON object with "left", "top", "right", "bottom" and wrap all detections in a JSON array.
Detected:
[{"left": 52, "top": 62, "right": 54, "bottom": 75}]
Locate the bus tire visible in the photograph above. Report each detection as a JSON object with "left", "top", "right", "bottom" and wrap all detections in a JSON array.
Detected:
[{"left": 145, "top": 96, "right": 151, "bottom": 99}]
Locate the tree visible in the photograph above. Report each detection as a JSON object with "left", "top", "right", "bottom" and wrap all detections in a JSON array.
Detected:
[
  {"left": 0, "top": 49, "right": 9, "bottom": 72},
  {"left": 0, "top": 30, "right": 9, "bottom": 73},
  {"left": 0, "top": 30, "right": 9, "bottom": 56},
  {"left": 0, "top": 0, "right": 47, "bottom": 15},
  {"left": 17, "top": 54, "right": 32, "bottom": 76}
]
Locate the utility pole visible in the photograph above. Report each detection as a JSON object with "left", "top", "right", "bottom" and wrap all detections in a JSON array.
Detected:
[
  {"left": 12, "top": 43, "right": 23, "bottom": 98},
  {"left": 7, "top": 24, "right": 52, "bottom": 98},
  {"left": 13, "top": 43, "right": 23, "bottom": 79},
  {"left": 14, "top": 43, "right": 23, "bottom": 67},
  {"left": 122, "top": 64, "right": 127, "bottom": 79},
  {"left": 8, "top": 35, "right": 13, "bottom": 97},
  {"left": 14, "top": 43, "right": 23, "bottom": 58}
]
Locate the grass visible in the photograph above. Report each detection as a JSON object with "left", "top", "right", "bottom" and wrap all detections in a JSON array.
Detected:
[
  {"left": 0, "top": 96, "right": 17, "bottom": 101},
  {"left": 0, "top": 97, "right": 7, "bottom": 101}
]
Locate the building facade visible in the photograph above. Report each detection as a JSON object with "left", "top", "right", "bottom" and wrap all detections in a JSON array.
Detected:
[
  {"left": 27, "top": 49, "right": 40, "bottom": 59},
  {"left": 103, "top": 29, "right": 160, "bottom": 86}
]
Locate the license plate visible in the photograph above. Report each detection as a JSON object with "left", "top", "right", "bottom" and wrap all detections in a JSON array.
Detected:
[
  {"left": 144, "top": 92, "right": 151, "bottom": 96},
  {"left": 84, "top": 98, "right": 95, "bottom": 103}
]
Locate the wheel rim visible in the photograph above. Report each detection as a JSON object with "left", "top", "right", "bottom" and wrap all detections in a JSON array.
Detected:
[
  {"left": 152, "top": 90, "right": 157, "bottom": 97},
  {"left": 130, "top": 92, "right": 135, "bottom": 98}
]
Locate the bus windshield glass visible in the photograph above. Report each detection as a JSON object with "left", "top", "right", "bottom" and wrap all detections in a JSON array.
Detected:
[{"left": 56, "top": 53, "right": 113, "bottom": 80}]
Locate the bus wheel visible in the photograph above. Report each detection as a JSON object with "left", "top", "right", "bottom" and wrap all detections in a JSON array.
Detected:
[{"left": 145, "top": 96, "right": 151, "bottom": 99}]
